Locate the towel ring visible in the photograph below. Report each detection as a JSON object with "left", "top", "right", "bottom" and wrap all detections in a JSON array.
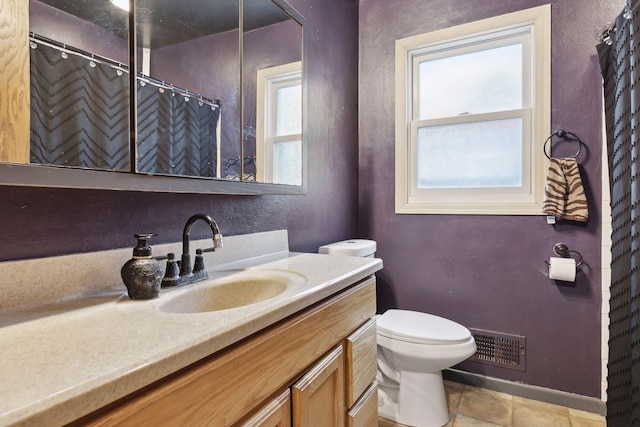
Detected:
[{"left": 543, "top": 130, "right": 583, "bottom": 160}]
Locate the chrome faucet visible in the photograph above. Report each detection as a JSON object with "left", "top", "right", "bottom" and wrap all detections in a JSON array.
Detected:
[{"left": 161, "top": 214, "right": 223, "bottom": 287}]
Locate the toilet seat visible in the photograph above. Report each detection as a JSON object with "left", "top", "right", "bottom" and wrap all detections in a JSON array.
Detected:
[{"left": 377, "top": 309, "right": 472, "bottom": 345}]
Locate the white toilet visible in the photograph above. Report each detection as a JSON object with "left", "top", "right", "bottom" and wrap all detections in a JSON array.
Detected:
[{"left": 319, "top": 239, "right": 477, "bottom": 427}]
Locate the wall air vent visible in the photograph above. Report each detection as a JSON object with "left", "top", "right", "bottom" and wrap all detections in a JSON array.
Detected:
[{"left": 468, "top": 328, "right": 526, "bottom": 371}]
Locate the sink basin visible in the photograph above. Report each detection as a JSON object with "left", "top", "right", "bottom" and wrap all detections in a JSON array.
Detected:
[{"left": 158, "top": 271, "right": 294, "bottom": 314}]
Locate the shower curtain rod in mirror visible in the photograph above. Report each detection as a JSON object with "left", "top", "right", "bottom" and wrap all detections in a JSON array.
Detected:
[{"left": 29, "top": 32, "right": 221, "bottom": 109}]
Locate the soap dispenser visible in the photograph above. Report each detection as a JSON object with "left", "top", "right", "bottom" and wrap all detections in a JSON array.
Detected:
[{"left": 121, "top": 233, "right": 164, "bottom": 300}]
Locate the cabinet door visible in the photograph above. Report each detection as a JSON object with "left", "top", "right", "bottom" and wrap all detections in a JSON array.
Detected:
[
  {"left": 0, "top": 0, "right": 29, "bottom": 164},
  {"left": 346, "top": 382, "right": 378, "bottom": 427},
  {"left": 292, "top": 346, "right": 345, "bottom": 427},
  {"left": 344, "top": 317, "right": 378, "bottom": 408},
  {"left": 239, "top": 389, "right": 291, "bottom": 427}
]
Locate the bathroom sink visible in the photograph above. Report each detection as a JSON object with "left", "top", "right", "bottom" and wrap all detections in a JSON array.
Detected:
[{"left": 158, "top": 271, "right": 296, "bottom": 314}]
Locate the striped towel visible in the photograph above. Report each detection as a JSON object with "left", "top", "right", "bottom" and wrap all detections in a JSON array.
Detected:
[{"left": 542, "top": 157, "right": 588, "bottom": 222}]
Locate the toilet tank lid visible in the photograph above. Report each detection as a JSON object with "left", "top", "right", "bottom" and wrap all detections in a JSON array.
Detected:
[
  {"left": 377, "top": 309, "right": 471, "bottom": 344},
  {"left": 318, "top": 239, "right": 376, "bottom": 257}
]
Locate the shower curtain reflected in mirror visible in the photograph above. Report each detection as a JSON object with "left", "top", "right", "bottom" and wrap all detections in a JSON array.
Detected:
[
  {"left": 30, "top": 40, "right": 222, "bottom": 177},
  {"left": 598, "top": 1, "right": 640, "bottom": 425},
  {"left": 137, "top": 83, "right": 221, "bottom": 177},
  {"left": 30, "top": 41, "right": 129, "bottom": 170}
]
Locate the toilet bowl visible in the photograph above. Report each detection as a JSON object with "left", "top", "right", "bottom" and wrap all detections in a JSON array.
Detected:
[
  {"left": 318, "top": 239, "right": 477, "bottom": 427},
  {"left": 377, "top": 309, "right": 476, "bottom": 427}
]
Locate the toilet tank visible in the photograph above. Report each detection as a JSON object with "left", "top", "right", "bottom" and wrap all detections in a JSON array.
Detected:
[{"left": 318, "top": 239, "right": 377, "bottom": 258}]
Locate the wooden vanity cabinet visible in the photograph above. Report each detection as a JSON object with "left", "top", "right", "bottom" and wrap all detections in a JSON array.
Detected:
[{"left": 69, "top": 276, "right": 377, "bottom": 427}]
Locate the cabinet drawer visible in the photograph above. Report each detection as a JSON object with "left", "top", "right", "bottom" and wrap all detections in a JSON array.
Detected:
[
  {"left": 344, "top": 317, "right": 377, "bottom": 407},
  {"left": 346, "top": 381, "right": 378, "bottom": 427}
]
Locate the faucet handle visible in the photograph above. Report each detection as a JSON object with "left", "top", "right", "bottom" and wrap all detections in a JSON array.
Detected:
[
  {"left": 161, "top": 253, "right": 181, "bottom": 287},
  {"left": 192, "top": 249, "right": 209, "bottom": 280}
]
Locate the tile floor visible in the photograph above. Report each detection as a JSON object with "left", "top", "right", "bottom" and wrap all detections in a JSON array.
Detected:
[{"left": 378, "top": 381, "right": 606, "bottom": 427}]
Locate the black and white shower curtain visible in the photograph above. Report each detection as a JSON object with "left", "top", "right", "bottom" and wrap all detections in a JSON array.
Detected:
[
  {"left": 30, "top": 41, "right": 221, "bottom": 177},
  {"left": 598, "top": 1, "right": 640, "bottom": 425}
]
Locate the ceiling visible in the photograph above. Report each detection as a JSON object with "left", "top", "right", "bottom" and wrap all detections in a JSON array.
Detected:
[{"left": 36, "top": 0, "right": 292, "bottom": 49}]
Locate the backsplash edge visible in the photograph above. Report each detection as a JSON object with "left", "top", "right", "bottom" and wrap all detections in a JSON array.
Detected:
[{"left": 0, "top": 230, "right": 289, "bottom": 314}]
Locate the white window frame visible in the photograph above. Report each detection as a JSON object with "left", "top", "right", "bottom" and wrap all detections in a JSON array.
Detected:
[
  {"left": 395, "top": 5, "right": 550, "bottom": 214},
  {"left": 256, "top": 61, "right": 302, "bottom": 184}
]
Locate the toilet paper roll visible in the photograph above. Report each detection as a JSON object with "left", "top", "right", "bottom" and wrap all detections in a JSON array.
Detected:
[{"left": 548, "top": 257, "right": 576, "bottom": 282}]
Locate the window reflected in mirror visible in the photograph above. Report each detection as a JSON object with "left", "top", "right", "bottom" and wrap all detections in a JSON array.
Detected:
[
  {"left": 243, "top": 0, "right": 303, "bottom": 184},
  {"left": 256, "top": 61, "right": 302, "bottom": 185}
]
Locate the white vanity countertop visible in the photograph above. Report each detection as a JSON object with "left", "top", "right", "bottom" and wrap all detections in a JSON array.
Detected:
[{"left": 0, "top": 250, "right": 382, "bottom": 427}]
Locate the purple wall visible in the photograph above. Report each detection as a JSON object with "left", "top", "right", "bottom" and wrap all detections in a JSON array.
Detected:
[
  {"left": 0, "top": 0, "right": 359, "bottom": 260},
  {"left": 150, "top": 30, "right": 239, "bottom": 103},
  {"left": 358, "top": 0, "right": 623, "bottom": 398},
  {"left": 150, "top": 30, "right": 241, "bottom": 164},
  {"left": 30, "top": 0, "right": 128, "bottom": 64},
  {"left": 149, "top": 19, "right": 301, "bottom": 169}
]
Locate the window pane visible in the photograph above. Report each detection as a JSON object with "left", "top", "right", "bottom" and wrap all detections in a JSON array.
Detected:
[
  {"left": 276, "top": 84, "right": 302, "bottom": 135},
  {"left": 274, "top": 139, "right": 302, "bottom": 185},
  {"left": 418, "top": 43, "right": 522, "bottom": 119},
  {"left": 417, "top": 118, "right": 522, "bottom": 188}
]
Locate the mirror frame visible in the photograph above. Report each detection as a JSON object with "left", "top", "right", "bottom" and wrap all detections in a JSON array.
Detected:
[{"left": 0, "top": 0, "right": 306, "bottom": 195}]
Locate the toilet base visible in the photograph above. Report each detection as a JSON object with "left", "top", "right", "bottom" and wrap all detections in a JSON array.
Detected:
[{"left": 378, "top": 370, "right": 449, "bottom": 427}]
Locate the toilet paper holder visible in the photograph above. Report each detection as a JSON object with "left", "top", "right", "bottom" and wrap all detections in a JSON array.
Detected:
[{"left": 544, "top": 243, "right": 583, "bottom": 268}]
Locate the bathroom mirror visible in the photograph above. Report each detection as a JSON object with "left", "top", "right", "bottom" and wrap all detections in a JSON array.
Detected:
[
  {"left": 134, "top": 0, "right": 239, "bottom": 179},
  {"left": 242, "top": 0, "right": 304, "bottom": 185},
  {"left": 0, "top": 0, "right": 305, "bottom": 195},
  {"left": 28, "top": 0, "right": 130, "bottom": 172}
]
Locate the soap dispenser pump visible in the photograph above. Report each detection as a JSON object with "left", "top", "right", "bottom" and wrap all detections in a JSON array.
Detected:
[{"left": 121, "top": 233, "right": 164, "bottom": 300}]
